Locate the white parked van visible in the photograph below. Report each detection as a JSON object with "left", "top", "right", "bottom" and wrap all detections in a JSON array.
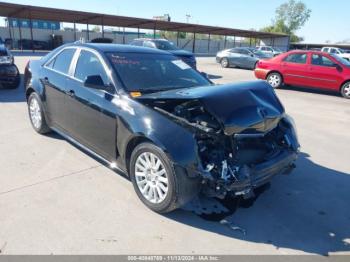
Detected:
[{"left": 321, "top": 47, "right": 350, "bottom": 61}]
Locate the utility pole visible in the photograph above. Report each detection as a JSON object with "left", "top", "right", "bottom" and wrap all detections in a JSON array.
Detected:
[{"left": 186, "top": 14, "right": 192, "bottom": 23}]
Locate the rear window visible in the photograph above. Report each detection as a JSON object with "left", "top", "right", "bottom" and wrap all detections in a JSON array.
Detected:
[
  {"left": 284, "top": 53, "right": 307, "bottom": 64},
  {"left": 49, "top": 48, "right": 76, "bottom": 74}
]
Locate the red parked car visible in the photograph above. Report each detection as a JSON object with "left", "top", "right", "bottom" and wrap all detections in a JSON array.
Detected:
[{"left": 255, "top": 50, "right": 350, "bottom": 99}]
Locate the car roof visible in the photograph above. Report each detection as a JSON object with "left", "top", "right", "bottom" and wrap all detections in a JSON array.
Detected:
[
  {"left": 67, "top": 42, "right": 171, "bottom": 55},
  {"left": 133, "top": 38, "right": 168, "bottom": 42},
  {"left": 286, "top": 50, "right": 333, "bottom": 56}
]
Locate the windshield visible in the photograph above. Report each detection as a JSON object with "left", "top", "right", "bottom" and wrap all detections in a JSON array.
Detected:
[
  {"left": 330, "top": 54, "right": 350, "bottom": 67},
  {"left": 273, "top": 47, "right": 282, "bottom": 52},
  {"left": 154, "top": 41, "right": 178, "bottom": 51},
  {"left": 106, "top": 52, "right": 210, "bottom": 92}
]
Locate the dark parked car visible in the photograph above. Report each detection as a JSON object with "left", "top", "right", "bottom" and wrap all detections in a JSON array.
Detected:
[
  {"left": 18, "top": 39, "right": 49, "bottom": 50},
  {"left": 216, "top": 47, "right": 272, "bottom": 69},
  {"left": 91, "top": 38, "right": 114, "bottom": 43},
  {"left": 130, "top": 38, "right": 197, "bottom": 69},
  {"left": 0, "top": 44, "right": 20, "bottom": 89},
  {"left": 24, "top": 43, "right": 299, "bottom": 213}
]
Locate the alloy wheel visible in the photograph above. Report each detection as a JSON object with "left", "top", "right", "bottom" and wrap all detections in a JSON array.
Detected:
[
  {"left": 267, "top": 74, "right": 281, "bottom": 88},
  {"left": 221, "top": 58, "right": 228, "bottom": 68},
  {"left": 343, "top": 83, "right": 350, "bottom": 98},
  {"left": 29, "top": 97, "right": 42, "bottom": 129},
  {"left": 134, "top": 152, "right": 169, "bottom": 204}
]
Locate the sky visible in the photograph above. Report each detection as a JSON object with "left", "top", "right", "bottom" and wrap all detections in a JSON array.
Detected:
[{"left": 0, "top": 0, "right": 348, "bottom": 43}]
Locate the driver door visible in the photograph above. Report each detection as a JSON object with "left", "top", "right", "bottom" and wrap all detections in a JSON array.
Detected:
[
  {"left": 308, "top": 54, "right": 342, "bottom": 90},
  {"left": 65, "top": 49, "right": 117, "bottom": 159}
]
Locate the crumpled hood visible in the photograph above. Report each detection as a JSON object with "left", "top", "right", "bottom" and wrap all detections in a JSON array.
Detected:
[{"left": 138, "top": 81, "right": 285, "bottom": 135}]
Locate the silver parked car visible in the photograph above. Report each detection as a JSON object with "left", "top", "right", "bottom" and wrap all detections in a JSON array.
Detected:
[
  {"left": 256, "top": 46, "right": 283, "bottom": 57},
  {"left": 216, "top": 47, "right": 272, "bottom": 69}
]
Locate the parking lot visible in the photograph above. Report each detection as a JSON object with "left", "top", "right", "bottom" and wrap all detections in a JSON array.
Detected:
[{"left": 0, "top": 55, "right": 349, "bottom": 255}]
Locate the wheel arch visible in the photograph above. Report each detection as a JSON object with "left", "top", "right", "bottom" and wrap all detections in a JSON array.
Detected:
[
  {"left": 339, "top": 79, "right": 350, "bottom": 91},
  {"left": 124, "top": 135, "right": 157, "bottom": 175},
  {"left": 25, "top": 87, "right": 35, "bottom": 101},
  {"left": 266, "top": 70, "right": 284, "bottom": 82}
]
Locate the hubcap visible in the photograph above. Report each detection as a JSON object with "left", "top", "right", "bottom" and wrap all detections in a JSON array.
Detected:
[
  {"left": 344, "top": 83, "right": 350, "bottom": 97},
  {"left": 135, "top": 152, "right": 169, "bottom": 204},
  {"left": 29, "top": 97, "right": 42, "bottom": 129},
  {"left": 267, "top": 74, "right": 281, "bottom": 88},
  {"left": 222, "top": 59, "right": 228, "bottom": 67}
]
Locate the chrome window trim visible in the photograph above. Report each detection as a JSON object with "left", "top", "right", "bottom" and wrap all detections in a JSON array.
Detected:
[{"left": 43, "top": 45, "right": 117, "bottom": 93}]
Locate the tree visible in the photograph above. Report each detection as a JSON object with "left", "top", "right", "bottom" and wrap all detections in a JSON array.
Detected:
[
  {"left": 261, "top": 0, "right": 311, "bottom": 42},
  {"left": 91, "top": 25, "right": 101, "bottom": 33}
]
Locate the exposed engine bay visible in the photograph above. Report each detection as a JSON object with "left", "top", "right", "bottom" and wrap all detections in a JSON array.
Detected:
[{"left": 137, "top": 82, "right": 300, "bottom": 199}]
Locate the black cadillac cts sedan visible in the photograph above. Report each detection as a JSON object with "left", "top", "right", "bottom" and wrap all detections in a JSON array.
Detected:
[{"left": 24, "top": 43, "right": 299, "bottom": 213}]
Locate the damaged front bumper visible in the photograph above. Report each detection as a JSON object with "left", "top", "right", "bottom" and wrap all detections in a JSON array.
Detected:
[
  {"left": 225, "top": 150, "right": 297, "bottom": 196},
  {"left": 201, "top": 149, "right": 298, "bottom": 199},
  {"left": 196, "top": 116, "right": 300, "bottom": 199}
]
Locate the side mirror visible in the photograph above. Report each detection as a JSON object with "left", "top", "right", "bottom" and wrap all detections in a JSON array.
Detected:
[{"left": 84, "top": 75, "right": 106, "bottom": 90}]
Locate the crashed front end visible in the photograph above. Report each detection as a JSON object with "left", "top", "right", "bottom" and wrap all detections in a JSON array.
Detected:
[
  {"left": 138, "top": 81, "right": 300, "bottom": 199},
  {"left": 194, "top": 115, "right": 299, "bottom": 199}
]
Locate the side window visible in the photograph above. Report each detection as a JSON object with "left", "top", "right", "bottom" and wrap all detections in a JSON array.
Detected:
[
  {"left": 144, "top": 41, "right": 156, "bottom": 48},
  {"left": 323, "top": 48, "right": 329, "bottom": 53},
  {"left": 229, "top": 48, "right": 239, "bottom": 53},
  {"left": 51, "top": 48, "right": 76, "bottom": 74},
  {"left": 239, "top": 49, "right": 250, "bottom": 55},
  {"left": 311, "top": 54, "right": 336, "bottom": 67},
  {"left": 284, "top": 53, "right": 307, "bottom": 64},
  {"left": 74, "top": 50, "right": 108, "bottom": 84},
  {"left": 130, "top": 40, "right": 142, "bottom": 46},
  {"left": 330, "top": 48, "right": 338, "bottom": 54}
]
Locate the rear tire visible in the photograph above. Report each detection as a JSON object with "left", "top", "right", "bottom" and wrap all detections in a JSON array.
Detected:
[
  {"left": 130, "top": 142, "right": 199, "bottom": 213},
  {"left": 221, "top": 58, "right": 229, "bottom": 68},
  {"left": 27, "top": 92, "right": 51, "bottom": 134},
  {"left": 266, "top": 72, "right": 283, "bottom": 89},
  {"left": 340, "top": 81, "right": 350, "bottom": 99}
]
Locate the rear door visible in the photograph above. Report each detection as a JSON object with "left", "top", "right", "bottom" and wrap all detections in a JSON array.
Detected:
[
  {"left": 42, "top": 48, "right": 76, "bottom": 129},
  {"left": 227, "top": 48, "right": 243, "bottom": 67},
  {"left": 280, "top": 52, "right": 309, "bottom": 86},
  {"left": 308, "top": 53, "right": 342, "bottom": 90}
]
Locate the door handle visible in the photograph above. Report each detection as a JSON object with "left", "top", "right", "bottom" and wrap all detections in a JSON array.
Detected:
[{"left": 66, "top": 90, "right": 75, "bottom": 97}]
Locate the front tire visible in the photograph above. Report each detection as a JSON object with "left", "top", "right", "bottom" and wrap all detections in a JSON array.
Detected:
[
  {"left": 341, "top": 82, "right": 350, "bottom": 99},
  {"left": 267, "top": 72, "right": 283, "bottom": 89},
  {"left": 28, "top": 92, "right": 50, "bottom": 134},
  {"left": 130, "top": 142, "right": 198, "bottom": 213}
]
